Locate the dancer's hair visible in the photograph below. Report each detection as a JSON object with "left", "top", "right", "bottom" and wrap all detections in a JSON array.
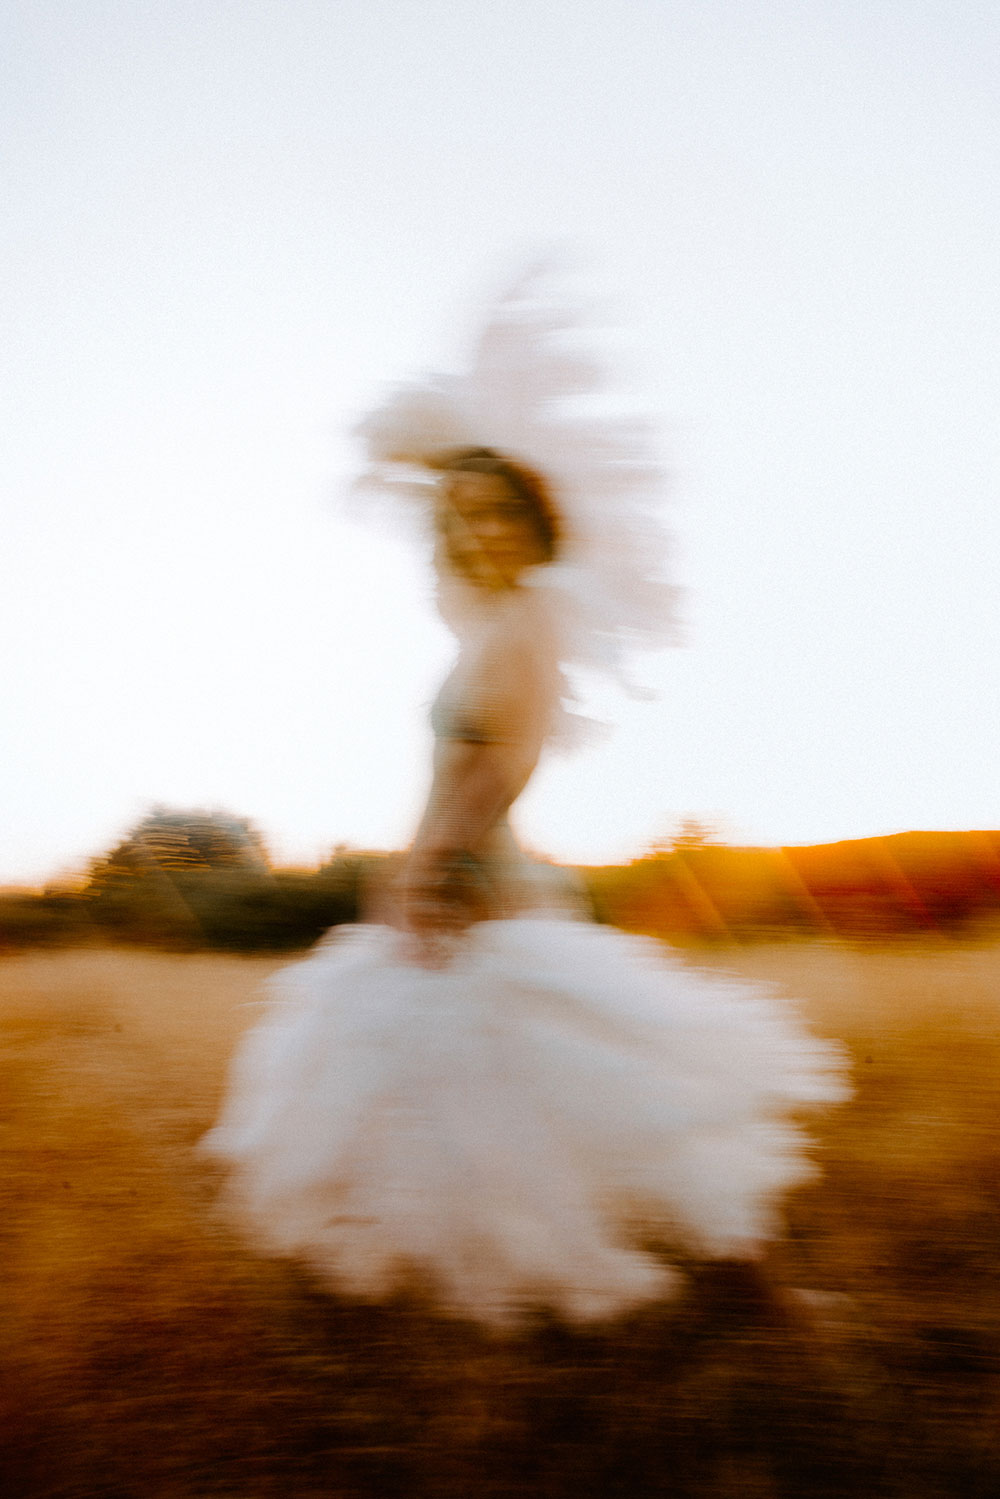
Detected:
[{"left": 434, "top": 447, "right": 562, "bottom": 564}]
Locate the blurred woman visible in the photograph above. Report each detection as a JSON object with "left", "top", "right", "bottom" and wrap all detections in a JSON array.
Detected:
[{"left": 203, "top": 270, "right": 847, "bottom": 1327}]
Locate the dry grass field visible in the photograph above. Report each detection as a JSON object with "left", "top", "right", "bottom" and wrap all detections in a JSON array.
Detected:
[{"left": 2, "top": 942, "right": 999, "bottom": 1498}]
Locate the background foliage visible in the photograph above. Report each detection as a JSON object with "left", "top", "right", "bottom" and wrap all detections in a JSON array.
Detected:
[{"left": 3, "top": 807, "right": 1000, "bottom": 952}]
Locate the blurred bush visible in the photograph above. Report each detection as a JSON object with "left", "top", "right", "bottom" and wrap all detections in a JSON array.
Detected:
[{"left": 0, "top": 808, "right": 391, "bottom": 953}]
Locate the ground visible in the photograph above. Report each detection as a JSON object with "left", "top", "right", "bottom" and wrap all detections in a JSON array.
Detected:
[{"left": 2, "top": 943, "right": 999, "bottom": 1498}]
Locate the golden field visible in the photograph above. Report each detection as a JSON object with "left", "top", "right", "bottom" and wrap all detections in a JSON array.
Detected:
[{"left": 2, "top": 943, "right": 999, "bottom": 1498}]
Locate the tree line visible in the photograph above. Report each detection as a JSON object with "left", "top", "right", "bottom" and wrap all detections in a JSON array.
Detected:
[{"left": 3, "top": 807, "right": 1000, "bottom": 953}]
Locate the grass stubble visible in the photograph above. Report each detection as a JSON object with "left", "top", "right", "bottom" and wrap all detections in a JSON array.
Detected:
[{"left": 1, "top": 942, "right": 998, "bottom": 1498}]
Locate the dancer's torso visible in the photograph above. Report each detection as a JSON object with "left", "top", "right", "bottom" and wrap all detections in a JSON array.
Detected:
[{"left": 428, "top": 589, "right": 582, "bottom": 920}]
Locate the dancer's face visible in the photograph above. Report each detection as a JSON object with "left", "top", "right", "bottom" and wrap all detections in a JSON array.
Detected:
[{"left": 439, "top": 472, "right": 549, "bottom": 589}]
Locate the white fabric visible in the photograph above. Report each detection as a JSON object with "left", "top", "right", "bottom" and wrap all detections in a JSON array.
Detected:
[
  {"left": 203, "top": 918, "right": 848, "bottom": 1327},
  {"left": 352, "top": 261, "right": 681, "bottom": 708}
]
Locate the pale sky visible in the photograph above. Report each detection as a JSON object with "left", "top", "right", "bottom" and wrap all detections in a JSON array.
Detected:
[{"left": 3, "top": 0, "right": 998, "bottom": 885}]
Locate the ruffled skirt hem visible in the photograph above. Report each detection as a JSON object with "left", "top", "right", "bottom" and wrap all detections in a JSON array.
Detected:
[{"left": 202, "top": 919, "right": 848, "bottom": 1326}]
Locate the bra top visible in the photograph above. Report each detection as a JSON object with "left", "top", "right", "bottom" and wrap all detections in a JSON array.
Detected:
[{"left": 429, "top": 685, "right": 497, "bottom": 744}]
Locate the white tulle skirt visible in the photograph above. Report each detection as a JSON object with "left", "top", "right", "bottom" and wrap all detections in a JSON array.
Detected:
[{"left": 202, "top": 919, "right": 848, "bottom": 1326}]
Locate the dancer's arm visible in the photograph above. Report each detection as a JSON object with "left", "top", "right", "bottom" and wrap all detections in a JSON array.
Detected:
[
  {"left": 413, "top": 732, "right": 532, "bottom": 856},
  {"left": 400, "top": 734, "right": 537, "bottom": 944},
  {"left": 398, "top": 631, "right": 553, "bottom": 948}
]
